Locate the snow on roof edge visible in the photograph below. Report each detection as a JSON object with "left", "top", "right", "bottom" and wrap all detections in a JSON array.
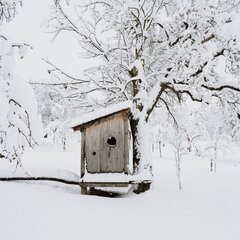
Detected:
[{"left": 71, "top": 101, "right": 132, "bottom": 129}]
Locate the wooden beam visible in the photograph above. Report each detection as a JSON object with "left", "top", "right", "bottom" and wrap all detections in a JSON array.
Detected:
[{"left": 80, "top": 182, "right": 129, "bottom": 187}]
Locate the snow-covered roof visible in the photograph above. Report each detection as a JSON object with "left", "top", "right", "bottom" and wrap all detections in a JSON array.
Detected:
[{"left": 71, "top": 101, "right": 132, "bottom": 129}]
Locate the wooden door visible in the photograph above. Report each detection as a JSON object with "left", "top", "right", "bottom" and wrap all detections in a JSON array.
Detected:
[{"left": 85, "top": 116, "right": 126, "bottom": 173}]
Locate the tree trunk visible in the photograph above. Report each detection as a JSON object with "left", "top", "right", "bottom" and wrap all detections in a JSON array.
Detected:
[
  {"left": 210, "top": 158, "right": 213, "bottom": 172},
  {"left": 129, "top": 112, "right": 152, "bottom": 193},
  {"left": 129, "top": 66, "right": 143, "bottom": 173},
  {"left": 158, "top": 141, "right": 162, "bottom": 158},
  {"left": 62, "top": 136, "right": 66, "bottom": 151},
  {"left": 128, "top": 64, "right": 152, "bottom": 193},
  {"left": 130, "top": 117, "right": 141, "bottom": 173}
]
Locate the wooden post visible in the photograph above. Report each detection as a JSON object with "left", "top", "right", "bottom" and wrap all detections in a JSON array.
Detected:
[
  {"left": 124, "top": 115, "right": 129, "bottom": 174},
  {"left": 81, "top": 131, "right": 86, "bottom": 178},
  {"left": 81, "top": 187, "right": 87, "bottom": 195}
]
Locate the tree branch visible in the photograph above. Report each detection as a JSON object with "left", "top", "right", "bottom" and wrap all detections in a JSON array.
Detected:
[
  {"left": 202, "top": 84, "right": 240, "bottom": 92},
  {"left": 179, "top": 90, "right": 202, "bottom": 102},
  {"left": 160, "top": 97, "right": 178, "bottom": 127}
]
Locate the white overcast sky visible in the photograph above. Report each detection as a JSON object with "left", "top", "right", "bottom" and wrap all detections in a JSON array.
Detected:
[{"left": 2, "top": 0, "right": 95, "bottom": 81}]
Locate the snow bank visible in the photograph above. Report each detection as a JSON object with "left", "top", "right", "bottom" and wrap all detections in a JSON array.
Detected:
[
  {"left": 0, "top": 158, "right": 79, "bottom": 182},
  {"left": 1, "top": 146, "right": 240, "bottom": 240}
]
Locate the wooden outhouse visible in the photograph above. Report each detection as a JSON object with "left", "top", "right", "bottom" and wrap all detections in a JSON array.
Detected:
[{"left": 72, "top": 102, "right": 133, "bottom": 194}]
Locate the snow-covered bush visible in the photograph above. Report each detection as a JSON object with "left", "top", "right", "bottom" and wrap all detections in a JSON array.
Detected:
[
  {"left": 32, "top": 83, "right": 76, "bottom": 150},
  {"left": 0, "top": 0, "right": 43, "bottom": 165}
]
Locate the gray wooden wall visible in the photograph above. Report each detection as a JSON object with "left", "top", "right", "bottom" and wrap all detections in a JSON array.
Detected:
[{"left": 83, "top": 112, "right": 129, "bottom": 174}]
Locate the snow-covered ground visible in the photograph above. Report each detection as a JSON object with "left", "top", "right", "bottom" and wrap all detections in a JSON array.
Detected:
[{"left": 0, "top": 143, "right": 240, "bottom": 240}]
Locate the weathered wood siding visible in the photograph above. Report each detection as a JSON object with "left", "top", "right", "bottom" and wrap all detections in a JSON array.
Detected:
[
  {"left": 80, "top": 131, "right": 86, "bottom": 178},
  {"left": 84, "top": 112, "right": 128, "bottom": 173}
]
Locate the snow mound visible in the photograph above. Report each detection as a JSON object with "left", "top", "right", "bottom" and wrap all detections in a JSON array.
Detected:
[{"left": 0, "top": 163, "right": 79, "bottom": 182}]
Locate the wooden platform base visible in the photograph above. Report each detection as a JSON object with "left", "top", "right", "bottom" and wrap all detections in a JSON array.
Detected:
[
  {"left": 80, "top": 182, "right": 129, "bottom": 188},
  {"left": 80, "top": 180, "right": 152, "bottom": 195}
]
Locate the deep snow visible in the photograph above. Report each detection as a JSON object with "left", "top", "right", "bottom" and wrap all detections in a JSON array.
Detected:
[{"left": 0, "top": 143, "right": 240, "bottom": 240}]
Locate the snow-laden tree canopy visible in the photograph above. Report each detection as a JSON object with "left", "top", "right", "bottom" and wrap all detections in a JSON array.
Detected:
[
  {"left": 0, "top": 0, "right": 22, "bottom": 22},
  {"left": 0, "top": 0, "right": 43, "bottom": 165},
  {"left": 49, "top": 0, "right": 240, "bottom": 174}
]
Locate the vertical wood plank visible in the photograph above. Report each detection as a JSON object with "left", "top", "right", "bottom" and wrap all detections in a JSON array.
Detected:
[
  {"left": 109, "top": 117, "right": 116, "bottom": 172},
  {"left": 93, "top": 124, "right": 101, "bottom": 173},
  {"left": 81, "top": 131, "right": 86, "bottom": 177},
  {"left": 99, "top": 120, "right": 105, "bottom": 172},
  {"left": 86, "top": 125, "right": 101, "bottom": 173},
  {"left": 85, "top": 127, "right": 90, "bottom": 172},
  {"left": 81, "top": 187, "right": 87, "bottom": 195},
  {"left": 124, "top": 115, "right": 129, "bottom": 174},
  {"left": 118, "top": 116, "right": 124, "bottom": 172},
  {"left": 115, "top": 117, "right": 120, "bottom": 171}
]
